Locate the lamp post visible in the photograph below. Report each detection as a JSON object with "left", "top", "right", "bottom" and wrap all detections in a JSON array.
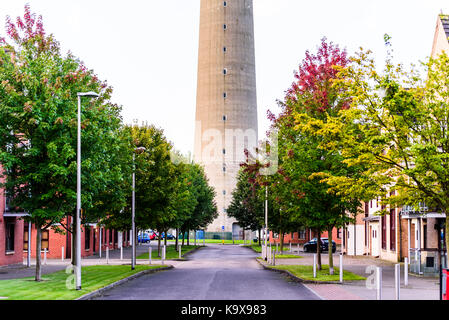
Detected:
[
  {"left": 132, "top": 146, "right": 147, "bottom": 270},
  {"left": 75, "top": 92, "right": 99, "bottom": 291}
]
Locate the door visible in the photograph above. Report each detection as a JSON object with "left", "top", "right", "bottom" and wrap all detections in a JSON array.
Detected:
[{"left": 371, "top": 223, "right": 380, "bottom": 257}]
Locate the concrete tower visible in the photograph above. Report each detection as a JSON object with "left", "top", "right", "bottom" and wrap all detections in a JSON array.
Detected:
[{"left": 194, "top": 0, "right": 258, "bottom": 233}]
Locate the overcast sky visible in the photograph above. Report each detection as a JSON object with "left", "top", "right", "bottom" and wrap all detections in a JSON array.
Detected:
[{"left": 1, "top": 0, "right": 449, "bottom": 155}]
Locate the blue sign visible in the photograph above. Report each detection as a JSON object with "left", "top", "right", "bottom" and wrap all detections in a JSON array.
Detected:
[{"left": 222, "top": 226, "right": 225, "bottom": 230}]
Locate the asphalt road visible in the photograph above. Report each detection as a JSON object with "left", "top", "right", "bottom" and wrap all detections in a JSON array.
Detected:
[{"left": 92, "top": 244, "right": 320, "bottom": 300}]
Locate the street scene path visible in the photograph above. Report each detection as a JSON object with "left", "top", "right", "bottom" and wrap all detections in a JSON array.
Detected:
[{"left": 92, "top": 244, "right": 320, "bottom": 300}]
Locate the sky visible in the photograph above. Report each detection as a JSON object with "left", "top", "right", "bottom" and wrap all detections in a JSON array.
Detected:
[{"left": 1, "top": 0, "right": 449, "bottom": 155}]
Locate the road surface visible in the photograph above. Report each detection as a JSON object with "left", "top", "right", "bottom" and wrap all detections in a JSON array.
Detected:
[{"left": 93, "top": 244, "right": 319, "bottom": 300}]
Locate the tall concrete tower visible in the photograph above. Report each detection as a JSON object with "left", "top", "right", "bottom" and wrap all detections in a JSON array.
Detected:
[{"left": 194, "top": 0, "right": 258, "bottom": 234}]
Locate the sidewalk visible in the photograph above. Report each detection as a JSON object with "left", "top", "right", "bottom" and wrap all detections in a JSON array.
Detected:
[
  {"left": 264, "top": 247, "right": 440, "bottom": 300},
  {"left": 0, "top": 243, "right": 181, "bottom": 280}
]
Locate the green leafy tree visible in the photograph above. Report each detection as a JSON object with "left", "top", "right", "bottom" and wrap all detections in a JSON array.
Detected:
[
  {"left": 227, "top": 166, "right": 264, "bottom": 245},
  {"left": 316, "top": 40, "right": 449, "bottom": 259},
  {"left": 180, "top": 163, "right": 217, "bottom": 245},
  {"left": 0, "top": 6, "right": 123, "bottom": 280},
  {"left": 268, "top": 39, "right": 361, "bottom": 271}
]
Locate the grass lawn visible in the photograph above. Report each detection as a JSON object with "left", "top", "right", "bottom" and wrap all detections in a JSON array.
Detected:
[
  {"left": 274, "top": 254, "right": 303, "bottom": 259},
  {"left": 137, "top": 245, "right": 201, "bottom": 260},
  {"left": 244, "top": 245, "right": 291, "bottom": 253},
  {"left": 161, "top": 239, "right": 255, "bottom": 245},
  {"left": 269, "top": 265, "right": 366, "bottom": 282},
  {"left": 0, "top": 265, "right": 165, "bottom": 300}
]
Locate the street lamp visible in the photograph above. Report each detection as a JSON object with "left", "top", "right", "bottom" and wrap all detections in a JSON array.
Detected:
[
  {"left": 132, "top": 146, "right": 147, "bottom": 270},
  {"left": 76, "top": 91, "right": 99, "bottom": 290}
]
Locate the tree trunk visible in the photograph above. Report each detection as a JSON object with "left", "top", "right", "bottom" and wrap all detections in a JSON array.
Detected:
[
  {"left": 187, "top": 230, "right": 190, "bottom": 246},
  {"left": 317, "top": 229, "right": 322, "bottom": 270},
  {"left": 175, "top": 228, "right": 179, "bottom": 251},
  {"left": 258, "top": 229, "right": 261, "bottom": 246},
  {"left": 182, "top": 229, "right": 185, "bottom": 246},
  {"left": 157, "top": 231, "right": 161, "bottom": 257},
  {"left": 71, "top": 215, "right": 77, "bottom": 267},
  {"left": 328, "top": 227, "right": 334, "bottom": 275},
  {"left": 280, "top": 230, "right": 284, "bottom": 255},
  {"left": 35, "top": 226, "right": 42, "bottom": 281},
  {"left": 164, "top": 229, "right": 167, "bottom": 247}
]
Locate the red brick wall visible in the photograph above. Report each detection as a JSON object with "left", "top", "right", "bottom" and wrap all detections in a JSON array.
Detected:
[
  {"left": 270, "top": 227, "right": 342, "bottom": 245},
  {"left": 23, "top": 220, "right": 130, "bottom": 260},
  {"left": 1, "top": 169, "right": 25, "bottom": 266},
  {"left": 0, "top": 216, "right": 25, "bottom": 266}
]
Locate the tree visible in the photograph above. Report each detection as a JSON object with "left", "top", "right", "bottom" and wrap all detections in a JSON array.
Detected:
[
  {"left": 316, "top": 40, "right": 449, "bottom": 260},
  {"left": 227, "top": 166, "right": 264, "bottom": 245},
  {"left": 0, "top": 5, "right": 123, "bottom": 280},
  {"left": 180, "top": 163, "right": 217, "bottom": 245},
  {"left": 268, "top": 38, "right": 361, "bottom": 272}
]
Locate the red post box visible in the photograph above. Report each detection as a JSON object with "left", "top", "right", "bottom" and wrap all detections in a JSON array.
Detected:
[{"left": 443, "top": 269, "right": 448, "bottom": 300}]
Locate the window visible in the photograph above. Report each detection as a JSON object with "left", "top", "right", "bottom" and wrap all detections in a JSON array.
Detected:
[
  {"left": 5, "top": 221, "right": 15, "bottom": 252},
  {"left": 223, "top": 190, "right": 226, "bottom": 195},
  {"left": 223, "top": 166, "right": 226, "bottom": 172},
  {"left": 23, "top": 225, "right": 29, "bottom": 252},
  {"left": 337, "top": 228, "right": 341, "bottom": 239},
  {"left": 223, "top": 115, "right": 227, "bottom": 121},
  {"left": 85, "top": 226, "right": 91, "bottom": 250},
  {"left": 223, "top": 92, "right": 227, "bottom": 98},
  {"left": 41, "top": 229, "right": 49, "bottom": 250},
  {"left": 223, "top": 47, "right": 227, "bottom": 53},
  {"left": 223, "top": 1, "right": 227, "bottom": 6},
  {"left": 5, "top": 193, "right": 11, "bottom": 212},
  {"left": 223, "top": 68, "right": 227, "bottom": 75},
  {"left": 390, "top": 209, "right": 396, "bottom": 251},
  {"left": 223, "top": 24, "right": 227, "bottom": 30},
  {"left": 298, "top": 229, "right": 306, "bottom": 240},
  {"left": 223, "top": 149, "right": 226, "bottom": 154},
  {"left": 109, "top": 229, "right": 113, "bottom": 244}
]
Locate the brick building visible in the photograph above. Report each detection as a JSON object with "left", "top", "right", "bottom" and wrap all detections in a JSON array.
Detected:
[
  {"left": 0, "top": 168, "right": 26, "bottom": 266},
  {"left": 269, "top": 228, "right": 342, "bottom": 245},
  {"left": 24, "top": 216, "right": 131, "bottom": 260}
]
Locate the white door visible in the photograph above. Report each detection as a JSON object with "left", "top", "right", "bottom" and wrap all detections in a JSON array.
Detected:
[{"left": 371, "top": 223, "right": 380, "bottom": 257}]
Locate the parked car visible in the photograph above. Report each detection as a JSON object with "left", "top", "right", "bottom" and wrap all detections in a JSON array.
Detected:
[
  {"left": 138, "top": 233, "right": 151, "bottom": 243},
  {"left": 149, "top": 231, "right": 157, "bottom": 240},
  {"left": 158, "top": 232, "right": 175, "bottom": 240},
  {"left": 303, "top": 238, "right": 336, "bottom": 253},
  {"left": 322, "top": 238, "right": 337, "bottom": 253}
]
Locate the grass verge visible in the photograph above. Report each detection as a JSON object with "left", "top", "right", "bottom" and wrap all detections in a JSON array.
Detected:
[
  {"left": 244, "top": 245, "right": 292, "bottom": 253},
  {"left": 268, "top": 265, "right": 366, "bottom": 282},
  {"left": 0, "top": 265, "right": 166, "bottom": 300},
  {"left": 137, "top": 245, "right": 201, "bottom": 260}
]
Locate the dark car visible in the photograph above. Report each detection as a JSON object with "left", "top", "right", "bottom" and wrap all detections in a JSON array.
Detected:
[
  {"left": 303, "top": 238, "right": 336, "bottom": 253},
  {"left": 322, "top": 238, "right": 337, "bottom": 253}
]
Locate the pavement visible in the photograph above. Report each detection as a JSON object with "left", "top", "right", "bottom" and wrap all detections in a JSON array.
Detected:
[
  {"left": 264, "top": 246, "right": 440, "bottom": 300},
  {"left": 0, "top": 243, "right": 441, "bottom": 300}
]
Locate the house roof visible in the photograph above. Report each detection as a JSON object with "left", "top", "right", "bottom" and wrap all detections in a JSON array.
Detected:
[{"left": 440, "top": 14, "right": 449, "bottom": 41}]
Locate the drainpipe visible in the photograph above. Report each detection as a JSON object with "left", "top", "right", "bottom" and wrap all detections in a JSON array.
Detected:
[{"left": 418, "top": 218, "right": 422, "bottom": 274}]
